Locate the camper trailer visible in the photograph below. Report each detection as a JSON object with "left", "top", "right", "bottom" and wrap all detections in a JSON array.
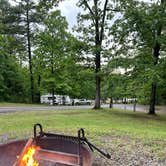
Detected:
[{"left": 41, "top": 94, "right": 72, "bottom": 105}]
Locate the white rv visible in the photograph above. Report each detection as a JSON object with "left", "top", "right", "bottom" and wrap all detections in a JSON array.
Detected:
[{"left": 41, "top": 94, "right": 72, "bottom": 105}]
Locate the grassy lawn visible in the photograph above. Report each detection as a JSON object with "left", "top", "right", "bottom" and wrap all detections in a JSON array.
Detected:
[
  {"left": 0, "top": 109, "right": 166, "bottom": 140},
  {"left": 0, "top": 109, "right": 166, "bottom": 165},
  {"left": 0, "top": 102, "right": 43, "bottom": 107}
]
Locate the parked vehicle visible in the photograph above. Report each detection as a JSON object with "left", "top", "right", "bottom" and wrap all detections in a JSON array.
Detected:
[
  {"left": 74, "top": 99, "right": 91, "bottom": 105},
  {"left": 41, "top": 94, "right": 72, "bottom": 105}
]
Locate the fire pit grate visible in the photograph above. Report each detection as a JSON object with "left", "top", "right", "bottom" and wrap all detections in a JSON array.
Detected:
[{"left": 0, "top": 124, "right": 111, "bottom": 166}]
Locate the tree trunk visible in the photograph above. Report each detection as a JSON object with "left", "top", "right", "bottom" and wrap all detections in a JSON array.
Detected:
[
  {"left": 82, "top": 0, "right": 108, "bottom": 110},
  {"left": 93, "top": 0, "right": 101, "bottom": 109},
  {"left": 149, "top": 52, "right": 158, "bottom": 114},
  {"left": 133, "top": 97, "right": 137, "bottom": 112},
  {"left": 36, "top": 75, "right": 41, "bottom": 103},
  {"left": 62, "top": 96, "right": 65, "bottom": 105},
  {"left": 124, "top": 97, "right": 127, "bottom": 110},
  {"left": 149, "top": 41, "right": 160, "bottom": 114},
  {"left": 109, "top": 97, "right": 113, "bottom": 108},
  {"left": 149, "top": 0, "right": 164, "bottom": 114},
  {"left": 52, "top": 89, "right": 55, "bottom": 105},
  {"left": 94, "top": 74, "right": 101, "bottom": 109},
  {"left": 51, "top": 52, "right": 55, "bottom": 105},
  {"left": 93, "top": 50, "right": 101, "bottom": 109},
  {"left": 149, "top": 82, "right": 156, "bottom": 114},
  {"left": 26, "top": 1, "right": 34, "bottom": 103}
]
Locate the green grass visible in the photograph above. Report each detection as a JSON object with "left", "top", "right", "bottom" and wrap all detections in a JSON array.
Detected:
[
  {"left": 0, "top": 109, "right": 166, "bottom": 141},
  {"left": 0, "top": 102, "right": 42, "bottom": 106}
]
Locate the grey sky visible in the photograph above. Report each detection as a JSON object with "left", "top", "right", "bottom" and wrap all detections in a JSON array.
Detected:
[
  {"left": 58, "top": 0, "right": 156, "bottom": 30},
  {"left": 9, "top": 0, "right": 157, "bottom": 30},
  {"left": 58, "top": 0, "right": 79, "bottom": 29}
]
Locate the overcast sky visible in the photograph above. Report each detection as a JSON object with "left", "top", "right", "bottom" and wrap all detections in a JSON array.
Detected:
[
  {"left": 58, "top": 0, "right": 155, "bottom": 30},
  {"left": 9, "top": 0, "right": 156, "bottom": 30},
  {"left": 58, "top": 0, "right": 79, "bottom": 29}
]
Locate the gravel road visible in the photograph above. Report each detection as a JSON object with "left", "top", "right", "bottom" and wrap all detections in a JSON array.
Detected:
[
  {"left": 0, "top": 104, "right": 165, "bottom": 114},
  {"left": 0, "top": 105, "right": 93, "bottom": 113}
]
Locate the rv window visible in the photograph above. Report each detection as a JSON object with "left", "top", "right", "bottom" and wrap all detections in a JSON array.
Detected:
[{"left": 48, "top": 97, "right": 56, "bottom": 100}]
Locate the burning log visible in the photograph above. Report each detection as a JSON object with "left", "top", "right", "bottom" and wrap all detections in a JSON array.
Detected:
[{"left": 13, "top": 138, "right": 39, "bottom": 166}]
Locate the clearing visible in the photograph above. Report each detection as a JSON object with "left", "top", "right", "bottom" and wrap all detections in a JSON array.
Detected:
[{"left": 0, "top": 109, "right": 166, "bottom": 165}]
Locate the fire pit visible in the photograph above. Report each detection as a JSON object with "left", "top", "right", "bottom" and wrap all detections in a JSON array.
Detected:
[{"left": 0, "top": 124, "right": 110, "bottom": 166}]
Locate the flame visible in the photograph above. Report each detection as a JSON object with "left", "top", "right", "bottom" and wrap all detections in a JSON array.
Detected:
[{"left": 20, "top": 146, "right": 39, "bottom": 166}]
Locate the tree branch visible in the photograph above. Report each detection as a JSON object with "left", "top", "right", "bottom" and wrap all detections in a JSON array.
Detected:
[
  {"left": 106, "top": 8, "right": 123, "bottom": 12},
  {"left": 82, "top": 0, "right": 95, "bottom": 22}
]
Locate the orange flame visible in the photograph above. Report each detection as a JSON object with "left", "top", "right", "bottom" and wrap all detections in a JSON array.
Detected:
[{"left": 20, "top": 146, "right": 39, "bottom": 166}]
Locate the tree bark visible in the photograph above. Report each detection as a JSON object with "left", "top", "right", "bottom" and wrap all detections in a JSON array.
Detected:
[
  {"left": 26, "top": 1, "right": 34, "bottom": 103},
  {"left": 133, "top": 97, "right": 137, "bottom": 112},
  {"left": 109, "top": 97, "right": 113, "bottom": 108},
  {"left": 94, "top": 44, "right": 101, "bottom": 109},
  {"left": 149, "top": 32, "right": 161, "bottom": 114},
  {"left": 149, "top": 82, "right": 157, "bottom": 114},
  {"left": 149, "top": 46, "right": 159, "bottom": 114},
  {"left": 51, "top": 51, "right": 55, "bottom": 105},
  {"left": 93, "top": 0, "right": 101, "bottom": 109},
  {"left": 36, "top": 75, "right": 41, "bottom": 103},
  {"left": 149, "top": 42, "right": 160, "bottom": 114},
  {"left": 94, "top": 70, "right": 101, "bottom": 109},
  {"left": 52, "top": 89, "right": 55, "bottom": 105}
]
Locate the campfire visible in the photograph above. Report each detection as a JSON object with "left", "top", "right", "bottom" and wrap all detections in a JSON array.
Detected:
[
  {"left": 19, "top": 145, "right": 39, "bottom": 166},
  {"left": 0, "top": 124, "right": 110, "bottom": 166}
]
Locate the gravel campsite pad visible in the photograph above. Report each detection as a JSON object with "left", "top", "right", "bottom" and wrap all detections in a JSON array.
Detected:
[{"left": 92, "top": 135, "right": 166, "bottom": 166}]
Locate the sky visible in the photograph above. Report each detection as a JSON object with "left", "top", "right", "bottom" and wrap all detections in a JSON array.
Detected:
[
  {"left": 9, "top": 0, "right": 155, "bottom": 30},
  {"left": 58, "top": 0, "right": 79, "bottom": 29},
  {"left": 9, "top": 0, "right": 79, "bottom": 30},
  {"left": 58, "top": 0, "right": 155, "bottom": 30}
]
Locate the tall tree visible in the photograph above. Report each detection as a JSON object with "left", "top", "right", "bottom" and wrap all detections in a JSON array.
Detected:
[
  {"left": 0, "top": 0, "right": 30, "bottom": 102},
  {"left": 76, "top": 0, "right": 111, "bottom": 109},
  {"left": 35, "top": 10, "right": 69, "bottom": 105},
  {"left": 0, "top": 34, "right": 29, "bottom": 102},
  {"left": 149, "top": 0, "right": 165, "bottom": 114},
  {"left": 110, "top": 0, "right": 166, "bottom": 114},
  {"left": 13, "top": 0, "right": 44, "bottom": 103}
]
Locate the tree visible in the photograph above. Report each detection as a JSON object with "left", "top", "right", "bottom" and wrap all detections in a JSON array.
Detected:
[
  {"left": 34, "top": 10, "right": 70, "bottom": 105},
  {"left": 12, "top": 0, "right": 44, "bottom": 103},
  {"left": 76, "top": 0, "right": 111, "bottom": 109},
  {"left": 0, "top": 0, "right": 30, "bottom": 102},
  {"left": 0, "top": 0, "right": 26, "bottom": 62},
  {"left": 148, "top": 0, "right": 165, "bottom": 114},
  {"left": 0, "top": 34, "right": 29, "bottom": 102},
  {"left": 110, "top": 0, "right": 166, "bottom": 114}
]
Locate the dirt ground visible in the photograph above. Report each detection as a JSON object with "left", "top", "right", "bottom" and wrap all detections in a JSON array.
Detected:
[{"left": 92, "top": 135, "right": 166, "bottom": 166}]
